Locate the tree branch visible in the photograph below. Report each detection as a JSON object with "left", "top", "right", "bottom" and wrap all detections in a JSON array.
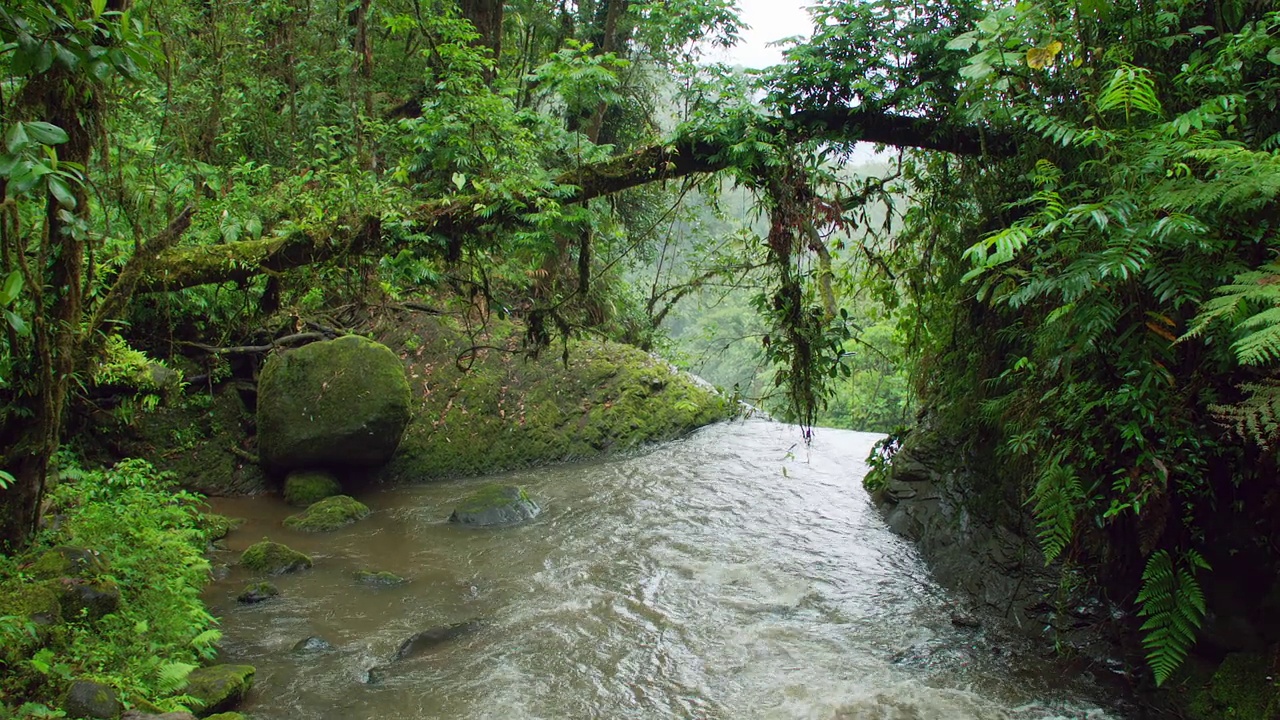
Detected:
[{"left": 138, "top": 109, "right": 1008, "bottom": 292}]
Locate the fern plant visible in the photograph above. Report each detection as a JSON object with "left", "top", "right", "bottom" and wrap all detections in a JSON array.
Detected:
[{"left": 1137, "top": 549, "right": 1210, "bottom": 686}]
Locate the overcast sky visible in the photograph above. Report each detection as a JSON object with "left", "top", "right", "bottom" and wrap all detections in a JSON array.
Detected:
[{"left": 721, "top": 1, "right": 814, "bottom": 69}]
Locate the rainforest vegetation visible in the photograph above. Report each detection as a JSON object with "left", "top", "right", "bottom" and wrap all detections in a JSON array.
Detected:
[{"left": 2, "top": 0, "right": 1280, "bottom": 715}]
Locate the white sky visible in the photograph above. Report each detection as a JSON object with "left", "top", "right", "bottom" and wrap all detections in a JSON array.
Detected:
[{"left": 721, "top": 1, "right": 815, "bottom": 69}]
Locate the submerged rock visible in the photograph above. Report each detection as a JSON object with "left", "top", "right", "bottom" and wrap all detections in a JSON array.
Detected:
[
  {"left": 284, "top": 494, "right": 370, "bottom": 532},
  {"left": 61, "top": 679, "right": 121, "bottom": 719},
  {"left": 362, "top": 621, "right": 484, "bottom": 685},
  {"left": 257, "top": 335, "right": 412, "bottom": 474},
  {"left": 354, "top": 570, "right": 408, "bottom": 587},
  {"left": 394, "top": 620, "right": 483, "bottom": 661},
  {"left": 183, "top": 664, "right": 255, "bottom": 716},
  {"left": 241, "top": 541, "right": 312, "bottom": 575},
  {"left": 291, "top": 636, "right": 334, "bottom": 653},
  {"left": 283, "top": 470, "right": 342, "bottom": 507},
  {"left": 448, "top": 484, "right": 540, "bottom": 527},
  {"left": 237, "top": 581, "right": 280, "bottom": 604}
]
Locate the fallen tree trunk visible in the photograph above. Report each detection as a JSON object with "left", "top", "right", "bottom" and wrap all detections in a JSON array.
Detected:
[{"left": 140, "top": 108, "right": 1007, "bottom": 292}]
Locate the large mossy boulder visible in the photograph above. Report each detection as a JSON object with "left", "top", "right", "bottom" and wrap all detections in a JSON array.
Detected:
[
  {"left": 448, "top": 484, "right": 540, "bottom": 526},
  {"left": 241, "top": 541, "right": 312, "bottom": 575},
  {"left": 257, "top": 335, "right": 411, "bottom": 474},
  {"left": 283, "top": 495, "right": 369, "bottom": 532},
  {"left": 1187, "top": 652, "right": 1280, "bottom": 720},
  {"left": 182, "top": 664, "right": 254, "bottom": 716},
  {"left": 381, "top": 316, "right": 733, "bottom": 483},
  {"left": 283, "top": 470, "right": 341, "bottom": 507},
  {"left": 61, "top": 679, "right": 122, "bottom": 719}
]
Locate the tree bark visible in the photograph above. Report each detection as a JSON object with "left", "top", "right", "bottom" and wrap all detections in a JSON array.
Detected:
[{"left": 459, "top": 0, "right": 504, "bottom": 84}]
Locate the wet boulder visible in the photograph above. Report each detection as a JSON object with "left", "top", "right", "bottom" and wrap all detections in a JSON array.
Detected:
[
  {"left": 291, "top": 636, "right": 334, "bottom": 653},
  {"left": 61, "top": 679, "right": 121, "bottom": 719},
  {"left": 354, "top": 570, "right": 407, "bottom": 587},
  {"left": 448, "top": 484, "right": 540, "bottom": 527},
  {"left": 363, "top": 620, "right": 483, "bottom": 684},
  {"left": 237, "top": 581, "right": 280, "bottom": 604},
  {"left": 183, "top": 664, "right": 255, "bottom": 716},
  {"left": 284, "top": 495, "right": 369, "bottom": 532},
  {"left": 257, "top": 336, "right": 411, "bottom": 474},
  {"left": 283, "top": 470, "right": 342, "bottom": 507},
  {"left": 241, "top": 541, "right": 312, "bottom": 575}
]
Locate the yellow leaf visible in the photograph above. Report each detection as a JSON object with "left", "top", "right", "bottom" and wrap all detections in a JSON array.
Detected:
[{"left": 1026, "top": 40, "right": 1064, "bottom": 70}]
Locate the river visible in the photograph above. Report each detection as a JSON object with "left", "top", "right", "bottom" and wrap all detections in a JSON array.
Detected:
[{"left": 204, "top": 419, "right": 1127, "bottom": 719}]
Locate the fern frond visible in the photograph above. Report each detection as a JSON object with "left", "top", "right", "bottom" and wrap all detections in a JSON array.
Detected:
[
  {"left": 1137, "top": 550, "right": 1210, "bottom": 686},
  {"left": 1030, "top": 460, "right": 1083, "bottom": 564},
  {"left": 1210, "top": 379, "right": 1280, "bottom": 447},
  {"left": 1098, "top": 64, "right": 1163, "bottom": 121},
  {"left": 154, "top": 661, "right": 197, "bottom": 695}
]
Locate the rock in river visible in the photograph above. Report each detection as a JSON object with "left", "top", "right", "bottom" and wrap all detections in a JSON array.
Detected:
[
  {"left": 257, "top": 335, "right": 411, "bottom": 474},
  {"left": 283, "top": 494, "right": 370, "bottom": 532},
  {"left": 183, "top": 664, "right": 255, "bottom": 715},
  {"left": 448, "top": 484, "right": 540, "bottom": 526},
  {"left": 241, "top": 541, "right": 312, "bottom": 575},
  {"left": 283, "top": 469, "right": 342, "bottom": 507}
]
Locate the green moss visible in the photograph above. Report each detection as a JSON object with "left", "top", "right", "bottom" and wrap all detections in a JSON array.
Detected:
[
  {"left": 381, "top": 316, "right": 732, "bottom": 483},
  {"left": 283, "top": 494, "right": 370, "bottom": 532},
  {"left": 1186, "top": 653, "right": 1280, "bottom": 720},
  {"left": 205, "top": 714, "right": 248, "bottom": 720},
  {"left": 237, "top": 581, "right": 280, "bottom": 603},
  {"left": 183, "top": 664, "right": 255, "bottom": 715},
  {"left": 283, "top": 470, "right": 342, "bottom": 507},
  {"left": 28, "top": 546, "right": 107, "bottom": 580},
  {"left": 353, "top": 570, "right": 408, "bottom": 586},
  {"left": 241, "top": 541, "right": 312, "bottom": 575},
  {"left": 258, "top": 335, "right": 412, "bottom": 472},
  {"left": 201, "top": 514, "right": 242, "bottom": 542}
]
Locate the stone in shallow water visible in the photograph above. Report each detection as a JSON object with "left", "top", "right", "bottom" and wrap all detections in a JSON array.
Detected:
[
  {"left": 183, "top": 664, "right": 255, "bottom": 716},
  {"left": 292, "top": 636, "right": 334, "bottom": 653},
  {"left": 448, "top": 484, "right": 540, "bottom": 526},
  {"left": 237, "top": 581, "right": 280, "bottom": 604},
  {"left": 283, "top": 494, "right": 370, "bottom": 532},
  {"left": 354, "top": 570, "right": 408, "bottom": 587},
  {"left": 283, "top": 469, "right": 342, "bottom": 507},
  {"left": 241, "top": 541, "right": 312, "bottom": 575}
]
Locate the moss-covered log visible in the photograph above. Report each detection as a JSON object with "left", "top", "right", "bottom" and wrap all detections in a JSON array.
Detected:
[{"left": 138, "top": 109, "right": 1004, "bottom": 293}]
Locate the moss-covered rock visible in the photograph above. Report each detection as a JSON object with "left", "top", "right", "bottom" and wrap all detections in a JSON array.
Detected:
[
  {"left": 283, "top": 495, "right": 369, "bottom": 532},
  {"left": 379, "top": 314, "right": 732, "bottom": 483},
  {"left": 1187, "top": 652, "right": 1280, "bottom": 720},
  {"left": 200, "top": 514, "right": 241, "bottom": 542},
  {"left": 236, "top": 581, "right": 279, "bottom": 604},
  {"left": 203, "top": 714, "right": 247, "bottom": 720},
  {"left": 53, "top": 577, "right": 121, "bottom": 622},
  {"left": 353, "top": 570, "right": 407, "bottom": 587},
  {"left": 240, "top": 541, "right": 312, "bottom": 575},
  {"left": 448, "top": 484, "right": 540, "bottom": 526},
  {"left": 29, "top": 546, "right": 108, "bottom": 580},
  {"left": 0, "top": 581, "right": 62, "bottom": 624},
  {"left": 257, "top": 335, "right": 412, "bottom": 473},
  {"left": 182, "top": 664, "right": 254, "bottom": 716},
  {"left": 282, "top": 470, "right": 341, "bottom": 507},
  {"left": 61, "top": 679, "right": 121, "bottom": 719}
]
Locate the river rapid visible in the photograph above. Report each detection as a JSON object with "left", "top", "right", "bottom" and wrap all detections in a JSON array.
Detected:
[{"left": 205, "top": 419, "right": 1128, "bottom": 720}]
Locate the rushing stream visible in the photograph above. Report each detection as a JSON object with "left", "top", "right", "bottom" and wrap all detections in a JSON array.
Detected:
[{"left": 205, "top": 419, "right": 1127, "bottom": 720}]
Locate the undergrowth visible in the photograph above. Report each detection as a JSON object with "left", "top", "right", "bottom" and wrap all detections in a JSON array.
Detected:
[{"left": 0, "top": 458, "right": 220, "bottom": 717}]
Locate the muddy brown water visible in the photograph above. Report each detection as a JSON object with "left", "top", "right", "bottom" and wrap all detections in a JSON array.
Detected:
[{"left": 205, "top": 419, "right": 1127, "bottom": 719}]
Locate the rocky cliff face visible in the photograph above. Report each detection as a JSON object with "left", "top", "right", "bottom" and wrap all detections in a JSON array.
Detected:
[{"left": 873, "top": 427, "right": 1128, "bottom": 668}]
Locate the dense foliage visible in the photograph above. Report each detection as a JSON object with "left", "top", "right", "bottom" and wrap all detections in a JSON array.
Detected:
[{"left": 2, "top": 0, "right": 1278, "bottom": 699}]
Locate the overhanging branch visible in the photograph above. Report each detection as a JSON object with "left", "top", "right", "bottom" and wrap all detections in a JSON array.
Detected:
[{"left": 140, "top": 108, "right": 1008, "bottom": 292}]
